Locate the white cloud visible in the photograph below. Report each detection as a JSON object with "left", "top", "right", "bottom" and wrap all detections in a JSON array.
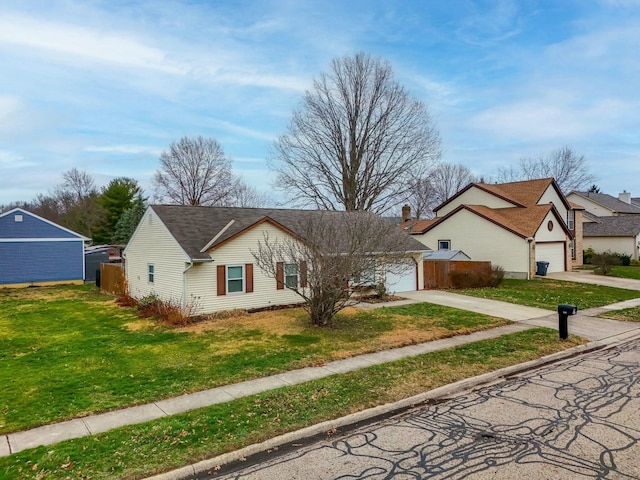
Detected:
[
  {"left": 0, "top": 15, "right": 187, "bottom": 74},
  {"left": 84, "top": 145, "right": 163, "bottom": 156}
]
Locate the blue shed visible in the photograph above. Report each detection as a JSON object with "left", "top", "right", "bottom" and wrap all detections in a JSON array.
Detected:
[{"left": 0, "top": 208, "right": 89, "bottom": 287}]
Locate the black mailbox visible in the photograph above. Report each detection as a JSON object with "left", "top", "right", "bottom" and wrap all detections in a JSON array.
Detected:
[{"left": 558, "top": 304, "right": 578, "bottom": 339}]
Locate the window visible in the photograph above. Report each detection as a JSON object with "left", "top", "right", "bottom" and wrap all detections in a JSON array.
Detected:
[
  {"left": 352, "top": 262, "right": 376, "bottom": 286},
  {"left": 284, "top": 263, "right": 299, "bottom": 289},
  {"left": 567, "top": 211, "right": 575, "bottom": 231},
  {"left": 570, "top": 239, "right": 576, "bottom": 260},
  {"left": 438, "top": 240, "right": 451, "bottom": 250},
  {"left": 148, "top": 264, "right": 154, "bottom": 284},
  {"left": 226, "top": 265, "right": 244, "bottom": 293},
  {"left": 14, "top": 214, "right": 23, "bottom": 222}
]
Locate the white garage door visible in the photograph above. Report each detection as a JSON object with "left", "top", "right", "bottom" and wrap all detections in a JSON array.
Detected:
[
  {"left": 535, "top": 242, "right": 565, "bottom": 273},
  {"left": 385, "top": 263, "right": 416, "bottom": 293}
]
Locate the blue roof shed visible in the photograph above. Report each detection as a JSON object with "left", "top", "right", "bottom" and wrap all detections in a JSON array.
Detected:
[{"left": 0, "top": 208, "right": 90, "bottom": 286}]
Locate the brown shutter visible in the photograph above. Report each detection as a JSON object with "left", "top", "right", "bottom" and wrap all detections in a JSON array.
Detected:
[
  {"left": 300, "top": 261, "right": 307, "bottom": 288},
  {"left": 217, "top": 265, "right": 226, "bottom": 296},
  {"left": 245, "top": 263, "right": 254, "bottom": 293},
  {"left": 276, "top": 262, "right": 284, "bottom": 290}
]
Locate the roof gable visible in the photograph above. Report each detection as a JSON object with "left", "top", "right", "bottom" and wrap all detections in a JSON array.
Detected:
[{"left": 0, "top": 208, "right": 89, "bottom": 241}]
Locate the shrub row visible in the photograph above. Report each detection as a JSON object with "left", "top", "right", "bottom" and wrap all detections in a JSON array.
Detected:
[{"left": 449, "top": 265, "right": 505, "bottom": 289}]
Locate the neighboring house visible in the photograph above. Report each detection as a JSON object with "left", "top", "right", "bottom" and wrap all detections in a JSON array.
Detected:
[
  {"left": 401, "top": 178, "right": 581, "bottom": 278},
  {"left": 124, "top": 206, "right": 428, "bottom": 314},
  {"left": 582, "top": 216, "right": 640, "bottom": 260},
  {"left": 0, "top": 208, "right": 89, "bottom": 287},
  {"left": 567, "top": 191, "right": 640, "bottom": 259},
  {"left": 566, "top": 191, "right": 640, "bottom": 217},
  {"left": 85, "top": 245, "right": 124, "bottom": 282}
]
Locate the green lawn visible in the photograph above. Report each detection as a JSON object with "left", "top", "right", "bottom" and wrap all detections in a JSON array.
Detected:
[
  {"left": 608, "top": 265, "right": 640, "bottom": 280},
  {"left": 457, "top": 278, "right": 640, "bottom": 310},
  {"left": 0, "top": 285, "right": 508, "bottom": 434},
  {"left": 0, "top": 328, "right": 585, "bottom": 480}
]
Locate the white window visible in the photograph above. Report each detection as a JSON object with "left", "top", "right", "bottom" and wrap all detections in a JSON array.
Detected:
[
  {"left": 284, "top": 263, "right": 299, "bottom": 289},
  {"left": 148, "top": 264, "right": 155, "bottom": 284},
  {"left": 438, "top": 240, "right": 451, "bottom": 250},
  {"left": 14, "top": 215, "right": 23, "bottom": 222},
  {"left": 226, "top": 265, "right": 244, "bottom": 293},
  {"left": 567, "top": 211, "right": 575, "bottom": 230}
]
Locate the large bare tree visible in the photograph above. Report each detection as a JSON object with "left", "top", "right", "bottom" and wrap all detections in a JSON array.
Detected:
[
  {"left": 153, "top": 136, "right": 235, "bottom": 206},
  {"left": 252, "top": 212, "right": 418, "bottom": 326},
  {"left": 270, "top": 52, "right": 441, "bottom": 214},
  {"left": 497, "top": 146, "right": 596, "bottom": 193},
  {"left": 404, "top": 163, "right": 477, "bottom": 219}
]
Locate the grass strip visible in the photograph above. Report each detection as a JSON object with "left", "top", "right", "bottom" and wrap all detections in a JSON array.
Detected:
[
  {"left": 0, "top": 328, "right": 585, "bottom": 480},
  {"left": 458, "top": 278, "right": 640, "bottom": 310},
  {"left": 598, "top": 306, "right": 640, "bottom": 322}
]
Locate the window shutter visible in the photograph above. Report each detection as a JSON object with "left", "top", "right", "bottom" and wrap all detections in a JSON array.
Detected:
[
  {"left": 245, "top": 263, "right": 254, "bottom": 293},
  {"left": 300, "top": 261, "right": 308, "bottom": 288},
  {"left": 276, "top": 262, "right": 284, "bottom": 290},
  {"left": 217, "top": 265, "right": 226, "bottom": 296}
]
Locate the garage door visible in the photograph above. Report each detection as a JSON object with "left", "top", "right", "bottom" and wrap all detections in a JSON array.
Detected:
[
  {"left": 535, "top": 242, "right": 565, "bottom": 273},
  {"left": 385, "top": 263, "right": 417, "bottom": 293}
]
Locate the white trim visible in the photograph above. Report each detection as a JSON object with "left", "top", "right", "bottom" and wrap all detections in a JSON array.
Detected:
[
  {"left": 226, "top": 264, "right": 245, "bottom": 295},
  {"left": 201, "top": 219, "right": 235, "bottom": 252},
  {"left": 0, "top": 207, "right": 90, "bottom": 241},
  {"left": 148, "top": 263, "right": 155, "bottom": 284},
  {"left": 0, "top": 238, "right": 86, "bottom": 243}
]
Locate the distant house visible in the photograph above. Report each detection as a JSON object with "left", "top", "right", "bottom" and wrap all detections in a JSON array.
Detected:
[
  {"left": 0, "top": 208, "right": 89, "bottom": 287},
  {"left": 567, "top": 191, "right": 640, "bottom": 259},
  {"left": 402, "top": 178, "right": 582, "bottom": 278},
  {"left": 124, "top": 206, "right": 428, "bottom": 314}
]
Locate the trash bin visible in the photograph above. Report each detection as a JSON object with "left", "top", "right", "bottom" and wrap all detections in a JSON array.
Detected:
[{"left": 536, "top": 261, "right": 549, "bottom": 276}]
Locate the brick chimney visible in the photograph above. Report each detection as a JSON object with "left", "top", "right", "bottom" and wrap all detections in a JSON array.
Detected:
[
  {"left": 619, "top": 191, "right": 631, "bottom": 204},
  {"left": 401, "top": 204, "right": 411, "bottom": 222}
]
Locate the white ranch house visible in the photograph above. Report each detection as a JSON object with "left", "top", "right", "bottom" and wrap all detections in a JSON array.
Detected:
[{"left": 124, "top": 206, "right": 427, "bottom": 314}]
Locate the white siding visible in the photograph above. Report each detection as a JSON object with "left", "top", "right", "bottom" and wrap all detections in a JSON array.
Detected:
[
  {"left": 584, "top": 236, "right": 640, "bottom": 259},
  {"left": 125, "top": 209, "right": 191, "bottom": 303},
  {"left": 437, "top": 188, "right": 514, "bottom": 217},
  {"left": 534, "top": 211, "right": 568, "bottom": 243},
  {"left": 186, "top": 222, "right": 304, "bottom": 314},
  {"left": 413, "top": 209, "right": 529, "bottom": 275},
  {"left": 567, "top": 194, "right": 614, "bottom": 217},
  {"left": 538, "top": 186, "right": 568, "bottom": 224}
]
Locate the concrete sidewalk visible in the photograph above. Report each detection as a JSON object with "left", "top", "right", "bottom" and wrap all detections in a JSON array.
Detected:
[
  {"left": 3, "top": 291, "right": 640, "bottom": 458},
  {"left": 547, "top": 270, "right": 640, "bottom": 290}
]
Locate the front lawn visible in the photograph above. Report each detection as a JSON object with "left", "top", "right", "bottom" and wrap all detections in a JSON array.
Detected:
[
  {"left": 0, "top": 328, "right": 585, "bottom": 480},
  {"left": 0, "top": 285, "right": 507, "bottom": 434},
  {"left": 608, "top": 265, "right": 640, "bottom": 280},
  {"left": 456, "top": 278, "right": 640, "bottom": 310}
]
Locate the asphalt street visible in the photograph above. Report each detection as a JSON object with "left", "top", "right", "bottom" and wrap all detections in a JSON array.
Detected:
[{"left": 201, "top": 338, "right": 640, "bottom": 480}]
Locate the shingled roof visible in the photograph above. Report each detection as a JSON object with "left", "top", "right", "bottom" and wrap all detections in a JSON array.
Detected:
[
  {"left": 150, "top": 205, "right": 429, "bottom": 261},
  {"left": 583, "top": 215, "right": 640, "bottom": 237},
  {"left": 570, "top": 192, "right": 640, "bottom": 215},
  {"left": 434, "top": 177, "right": 570, "bottom": 214}
]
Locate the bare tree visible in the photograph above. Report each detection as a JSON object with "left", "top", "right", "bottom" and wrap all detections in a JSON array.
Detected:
[
  {"left": 252, "top": 212, "right": 418, "bottom": 326},
  {"left": 153, "top": 136, "right": 235, "bottom": 206},
  {"left": 61, "top": 168, "right": 96, "bottom": 201},
  {"left": 404, "top": 163, "right": 477, "bottom": 218},
  {"left": 270, "top": 52, "right": 441, "bottom": 214},
  {"left": 223, "top": 178, "right": 270, "bottom": 208},
  {"left": 497, "top": 146, "right": 597, "bottom": 193}
]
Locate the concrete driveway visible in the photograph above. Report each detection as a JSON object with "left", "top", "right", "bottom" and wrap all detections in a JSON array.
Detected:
[{"left": 547, "top": 270, "right": 640, "bottom": 290}]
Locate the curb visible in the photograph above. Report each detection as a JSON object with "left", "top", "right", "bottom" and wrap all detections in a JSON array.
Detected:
[{"left": 144, "top": 329, "right": 640, "bottom": 480}]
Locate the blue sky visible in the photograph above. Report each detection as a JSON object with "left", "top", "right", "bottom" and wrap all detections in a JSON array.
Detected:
[{"left": 1, "top": 0, "right": 639, "bottom": 205}]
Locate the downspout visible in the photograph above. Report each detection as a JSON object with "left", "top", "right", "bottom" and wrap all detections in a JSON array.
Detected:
[
  {"left": 526, "top": 237, "right": 534, "bottom": 280},
  {"left": 182, "top": 260, "right": 194, "bottom": 309}
]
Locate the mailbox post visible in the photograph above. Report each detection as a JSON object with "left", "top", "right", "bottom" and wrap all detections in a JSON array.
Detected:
[{"left": 557, "top": 304, "right": 577, "bottom": 340}]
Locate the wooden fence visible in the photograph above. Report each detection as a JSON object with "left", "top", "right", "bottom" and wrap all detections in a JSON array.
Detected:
[
  {"left": 423, "top": 260, "right": 492, "bottom": 289},
  {"left": 100, "top": 263, "right": 127, "bottom": 296}
]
